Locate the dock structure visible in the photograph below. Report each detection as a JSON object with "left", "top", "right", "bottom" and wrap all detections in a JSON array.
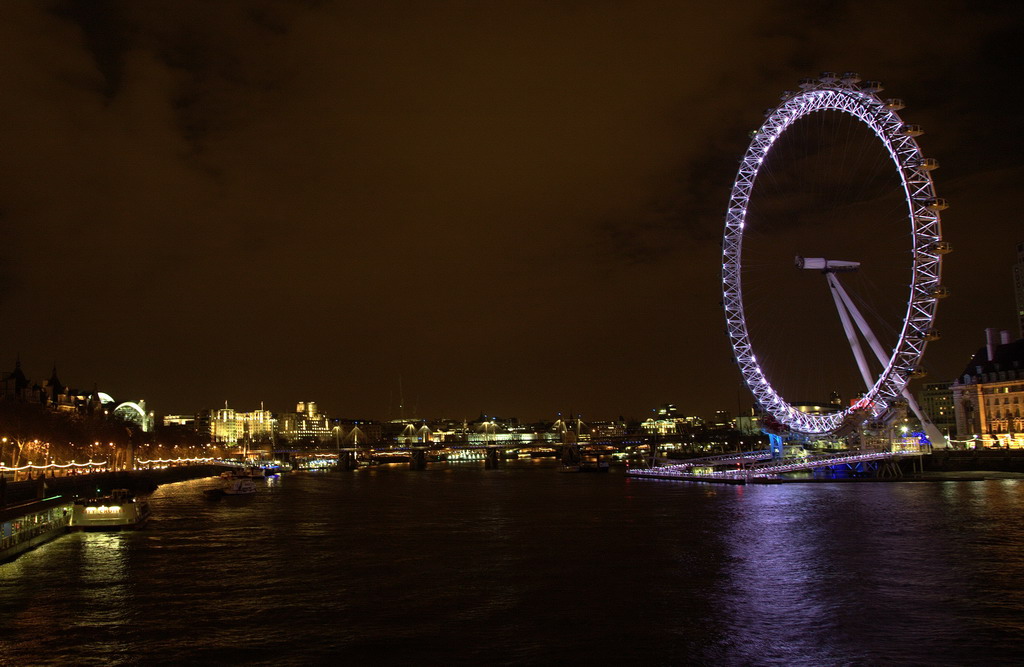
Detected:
[{"left": 1, "top": 496, "right": 74, "bottom": 563}]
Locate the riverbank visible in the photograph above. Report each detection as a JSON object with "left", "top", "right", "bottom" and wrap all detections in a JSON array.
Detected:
[
  {"left": 1, "top": 465, "right": 227, "bottom": 507},
  {"left": 925, "top": 449, "right": 1024, "bottom": 473}
]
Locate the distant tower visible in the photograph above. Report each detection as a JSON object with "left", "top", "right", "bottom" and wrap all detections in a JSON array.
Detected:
[{"left": 1015, "top": 241, "right": 1024, "bottom": 338}]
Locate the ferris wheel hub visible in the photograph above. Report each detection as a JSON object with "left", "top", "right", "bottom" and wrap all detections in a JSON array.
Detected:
[{"left": 794, "top": 257, "right": 861, "bottom": 273}]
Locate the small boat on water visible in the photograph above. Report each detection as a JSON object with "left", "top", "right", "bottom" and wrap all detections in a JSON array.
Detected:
[
  {"left": 225, "top": 478, "right": 257, "bottom": 494},
  {"left": 70, "top": 489, "right": 151, "bottom": 531},
  {"left": 220, "top": 466, "right": 269, "bottom": 479},
  {"left": 558, "top": 458, "right": 610, "bottom": 473},
  {"left": 204, "top": 477, "right": 258, "bottom": 499}
]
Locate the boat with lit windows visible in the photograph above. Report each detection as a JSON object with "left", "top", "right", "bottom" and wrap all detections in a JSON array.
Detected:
[
  {"left": 1, "top": 496, "right": 74, "bottom": 562},
  {"left": 220, "top": 466, "right": 268, "bottom": 479},
  {"left": 204, "top": 477, "right": 258, "bottom": 499},
  {"left": 69, "top": 489, "right": 151, "bottom": 531}
]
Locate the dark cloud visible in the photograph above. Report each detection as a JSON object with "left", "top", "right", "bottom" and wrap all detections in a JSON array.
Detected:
[{"left": 0, "top": 0, "right": 1020, "bottom": 420}]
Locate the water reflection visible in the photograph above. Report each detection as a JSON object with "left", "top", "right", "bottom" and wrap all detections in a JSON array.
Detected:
[
  {"left": 2, "top": 470, "right": 1024, "bottom": 664},
  {"left": 71, "top": 532, "right": 133, "bottom": 657},
  {"left": 707, "top": 481, "right": 1024, "bottom": 665}
]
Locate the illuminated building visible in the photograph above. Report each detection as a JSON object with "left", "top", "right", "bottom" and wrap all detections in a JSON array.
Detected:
[
  {"left": 952, "top": 329, "right": 1024, "bottom": 448},
  {"left": 735, "top": 411, "right": 762, "bottom": 435},
  {"left": 711, "top": 410, "right": 733, "bottom": 429},
  {"left": 210, "top": 403, "right": 238, "bottom": 444},
  {"left": 918, "top": 382, "right": 956, "bottom": 438},
  {"left": 655, "top": 404, "right": 679, "bottom": 419},
  {"left": 207, "top": 403, "right": 276, "bottom": 445},
  {"left": 278, "top": 401, "right": 333, "bottom": 443},
  {"left": 237, "top": 405, "right": 275, "bottom": 441},
  {"left": 296, "top": 401, "right": 319, "bottom": 418},
  {"left": 0, "top": 360, "right": 118, "bottom": 418},
  {"left": 112, "top": 400, "right": 155, "bottom": 432},
  {"left": 642, "top": 409, "right": 705, "bottom": 436},
  {"left": 589, "top": 421, "right": 626, "bottom": 439},
  {"left": 163, "top": 415, "right": 195, "bottom": 427}
]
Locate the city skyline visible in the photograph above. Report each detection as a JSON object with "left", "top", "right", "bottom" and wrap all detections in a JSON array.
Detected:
[{"left": 2, "top": 2, "right": 1022, "bottom": 420}]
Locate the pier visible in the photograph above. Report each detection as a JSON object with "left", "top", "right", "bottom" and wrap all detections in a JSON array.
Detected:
[{"left": 628, "top": 448, "right": 928, "bottom": 484}]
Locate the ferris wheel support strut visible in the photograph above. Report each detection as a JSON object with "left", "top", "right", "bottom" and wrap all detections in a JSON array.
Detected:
[
  {"left": 828, "top": 273, "right": 947, "bottom": 448},
  {"left": 827, "top": 274, "right": 875, "bottom": 392}
]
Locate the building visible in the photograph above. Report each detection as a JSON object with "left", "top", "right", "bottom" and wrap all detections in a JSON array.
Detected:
[
  {"left": 210, "top": 403, "right": 239, "bottom": 444},
  {"left": 918, "top": 382, "right": 956, "bottom": 438},
  {"left": 278, "top": 401, "right": 334, "bottom": 444},
  {"left": 735, "top": 411, "right": 763, "bottom": 435},
  {"left": 589, "top": 420, "right": 626, "bottom": 439},
  {"left": 711, "top": 410, "right": 733, "bottom": 429},
  {"left": 951, "top": 329, "right": 1024, "bottom": 448},
  {"left": 206, "top": 403, "right": 277, "bottom": 445},
  {"left": 237, "top": 406, "right": 275, "bottom": 442},
  {"left": 111, "top": 400, "right": 155, "bottom": 432}
]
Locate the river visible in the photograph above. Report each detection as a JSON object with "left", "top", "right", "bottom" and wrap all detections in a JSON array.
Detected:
[{"left": 2, "top": 461, "right": 1022, "bottom": 665}]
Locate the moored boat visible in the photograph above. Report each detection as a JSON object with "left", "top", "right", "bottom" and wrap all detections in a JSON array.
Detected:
[
  {"left": 204, "top": 477, "right": 258, "bottom": 499},
  {"left": 1, "top": 496, "right": 74, "bottom": 562},
  {"left": 70, "top": 489, "right": 151, "bottom": 531},
  {"left": 221, "top": 466, "right": 268, "bottom": 479},
  {"left": 224, "top": 478, "right": 257, "bottom": 494}
]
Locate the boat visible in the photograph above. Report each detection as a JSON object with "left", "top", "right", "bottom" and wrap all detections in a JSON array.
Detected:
[
  {"left": 69, "top": 489, "right": 151, "bottom": 531},
  {"left": 1, "top": 496, "right": 74, "bottom": 562},
  {"left": 224, "top": 478, "right": 257, "bottom": 494},
  {"left": 221, "top": 465, "right": 269, "bottom": 479},
  {"left": 558, "top": 458, "right": 610, "bottom": 473},
  {"left": 204, "top": 477, "right": 258, "bottom": 499},
  {"left": 581, "top": 457, "right": 611, "bottom": 473}
]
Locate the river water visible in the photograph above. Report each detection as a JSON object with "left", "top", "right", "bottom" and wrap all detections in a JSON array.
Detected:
[{"left": 2, "top": 461, "right": 1022, "bottom": 665}]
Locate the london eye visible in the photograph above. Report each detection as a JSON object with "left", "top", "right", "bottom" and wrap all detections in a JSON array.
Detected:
[{"left": 722, "top": 72, "right": 950, "bottom": 439}]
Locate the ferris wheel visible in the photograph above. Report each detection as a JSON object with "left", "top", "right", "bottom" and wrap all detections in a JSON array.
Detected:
[{"left": 722, "top": 72, "right": 951, "bottom": 437}]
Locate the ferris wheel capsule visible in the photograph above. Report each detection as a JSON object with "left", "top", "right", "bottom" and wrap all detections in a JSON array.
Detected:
[
  {"left": 901, "top": 124, "right": 924, "bottom": 137},
  {"left": 841, "top": 72, "right": 861, "bottom": 84},
  {"left": 819, "top": 71, "right": 838, "bottom": 83},
  {"left": 885, "top": 98, "right": 906, "bottom": 111},
  {"left": 861, "top": 80, "right": 884, "bottom": 93}
]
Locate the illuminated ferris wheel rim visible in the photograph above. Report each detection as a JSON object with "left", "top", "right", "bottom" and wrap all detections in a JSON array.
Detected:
[{"left": 722, "top": 74, "right": 946, "bottom": 436}]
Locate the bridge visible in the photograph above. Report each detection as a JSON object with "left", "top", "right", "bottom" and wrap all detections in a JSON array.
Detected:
[{"left": 272, "top": 436, "right": 645, "bottom": 471}]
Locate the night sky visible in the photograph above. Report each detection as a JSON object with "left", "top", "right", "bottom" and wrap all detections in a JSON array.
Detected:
[{"left": 2, "top": 1, "right": 1021, "bottom": 421}]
